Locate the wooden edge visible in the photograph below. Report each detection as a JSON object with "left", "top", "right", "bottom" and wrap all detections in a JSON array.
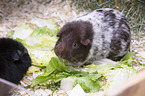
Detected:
[
  {"left": 99, "top": 0, "right": 102, "bottom": 3},
  {"left": 105, "top": 69, "right": 145, "bottom": 96}
]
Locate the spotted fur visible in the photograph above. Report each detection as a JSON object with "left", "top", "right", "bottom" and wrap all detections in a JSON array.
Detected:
[{"left": 55, "top": 8, "right": 131, "bottom": 66}]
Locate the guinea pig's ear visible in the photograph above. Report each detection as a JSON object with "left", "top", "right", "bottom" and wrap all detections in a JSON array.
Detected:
[
  {"left": 24, "top": 48, "right": 28, "bottom": 54},
  {"left": 13, "top": 53, "right": 19, "bottom": 61},
  {"left": 80, "top": 39, "right": 90, "bottom": 46},
  {"left": 13, "top": 50, "right": 21, "bottom": 61}
]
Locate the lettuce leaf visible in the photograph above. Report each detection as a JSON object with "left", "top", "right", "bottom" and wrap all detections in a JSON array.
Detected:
[
  {"left": 72, "top": 73, "right": 103, "bottom": 92},
  {"left": 31, "top": 57, "right": 104, "bottom": 93},
  {"left": 7, "top": 22, "right": 58, "bottom": 67},
  {"left": 12, "top": 24, "right": 33, "bottom": 40},
  {"left": 103, "top": 65, "right": 137, "bottom": 91},
  {"left": 30, "top": 19, "right": 60, "bottom": 37}
]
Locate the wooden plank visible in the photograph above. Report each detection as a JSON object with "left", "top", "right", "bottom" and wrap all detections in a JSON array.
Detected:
[
  {"left": 115, "top": 0, "right": 118, "bottom": 10},
  {"left": 105, "top": 69, "right": 145, "bottom": 96},
  {"left": 99, "top": 0, "right": 102, "bottom": 3}
]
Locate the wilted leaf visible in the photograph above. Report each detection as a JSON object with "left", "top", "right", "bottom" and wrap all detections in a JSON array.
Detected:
[
  {"left": 120, "top": 52, "right": 134, "bottom": 65},
  {"left": 13, "top": 24, "right": 33, "bottom": 40}
]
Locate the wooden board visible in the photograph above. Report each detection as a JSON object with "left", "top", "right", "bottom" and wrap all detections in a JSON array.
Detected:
[{"left": 105, "top": 69, "right": 145, "bottom": 96}]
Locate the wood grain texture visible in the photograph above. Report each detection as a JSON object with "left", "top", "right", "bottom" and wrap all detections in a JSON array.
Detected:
[{"left": 105, "top": 70, "right": 145, "bottom": 96}]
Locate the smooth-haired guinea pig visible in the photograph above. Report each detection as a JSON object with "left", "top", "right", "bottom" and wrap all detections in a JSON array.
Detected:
[
  {"left": 0, "top": 38, "right": 31, "bottom": 84},
  {"left": 54, "top": 8, "right": 131, "bottom": 66}
]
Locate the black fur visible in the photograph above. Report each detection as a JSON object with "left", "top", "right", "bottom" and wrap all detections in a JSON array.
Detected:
[{"left": 0, "top": 38, "right": 31, "bottom": 84}]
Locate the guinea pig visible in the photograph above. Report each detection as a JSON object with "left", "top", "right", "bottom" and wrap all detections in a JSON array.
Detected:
[
  {"left": 54, "top": 8, "right": 131, "bottom": 66},
  {"left": 0, "top": 38, "right": 31, "bottom": 84}
]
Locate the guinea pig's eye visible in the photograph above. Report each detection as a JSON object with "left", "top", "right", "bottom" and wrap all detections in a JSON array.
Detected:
[{"left": 72, "top": 43, "right": 77, "bottom": 48}]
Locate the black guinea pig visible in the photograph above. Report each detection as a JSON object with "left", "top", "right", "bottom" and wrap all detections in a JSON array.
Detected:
[
  {"left": 54, "top": 8, "right": 131, "bottom": 66},
  {"left": 0, "top": 38, "right": 31, "bottom": 84}
]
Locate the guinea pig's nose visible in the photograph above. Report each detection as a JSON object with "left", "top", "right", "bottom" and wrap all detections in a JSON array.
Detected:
[
  {"left": 59, "top": 48, "right": 65, "bottom": 58},
  {"left": 60, "top": 51, "right": 71, "bottom": 61},
  {"left": 59, "top": 48, "right": 64, "bottom": 55},
  {"left": 60, "top": 50, "right": 64, "bottom": 58}
]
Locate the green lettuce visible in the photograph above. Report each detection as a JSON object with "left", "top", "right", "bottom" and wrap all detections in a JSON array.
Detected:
[
  {"left": 103, "top": 65, "right": 137, "bottom": 91},
  {"left": 12, "top": 24, "right": 33, "bottom": 40},
  {"left": 7, "top": 22, "right": 59, "bottom": 67},
  {"left": 31, "top": 57, "right": 103, "bottom": 93},
  {"left": 30, "top": 19, "right": 60, "bottom": 37}
]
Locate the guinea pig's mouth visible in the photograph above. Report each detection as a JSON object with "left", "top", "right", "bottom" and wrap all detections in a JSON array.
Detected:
[
  {"left": 58, "top": 56, "right": 86, "bottom": 66},
  {"left": 65, "top": 60, "right": 85, "bottom": 66}
]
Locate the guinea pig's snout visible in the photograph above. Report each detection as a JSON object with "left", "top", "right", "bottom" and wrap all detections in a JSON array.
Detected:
[
  {"left": 61, "top": 54, "right": 71, "bottom": 62},
  {"left": 54, "top": 42, "right": 72, "bottom": 61},
  {"left": 59, "top": 48, "right": 71, "bottom": 60},
  {"left": 59, "top": 48, "right": 64, "bottom": 57},
  {"left": 55, "top": 47, "right": 71, "bottom": 61},
  {"left": 55, "top": 45, "right": 64, "bottom": 57}
]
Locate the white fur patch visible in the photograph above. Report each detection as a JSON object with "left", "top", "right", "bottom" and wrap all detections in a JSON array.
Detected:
[{"left": 70, "top": 8, "right": 130, "bottom": 64}]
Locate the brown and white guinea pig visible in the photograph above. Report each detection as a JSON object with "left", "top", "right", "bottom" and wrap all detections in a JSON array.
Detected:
[
  {"left": 54, "top": 8, "right": 131, "bottom": 66},
  {"left": 0, "top": 38, "right": 31, "bottom": 84}
]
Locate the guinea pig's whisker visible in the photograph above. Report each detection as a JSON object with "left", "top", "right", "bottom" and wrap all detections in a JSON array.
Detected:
[{"left": 71, "top": 57, "right": 79, "bottom": 62}]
